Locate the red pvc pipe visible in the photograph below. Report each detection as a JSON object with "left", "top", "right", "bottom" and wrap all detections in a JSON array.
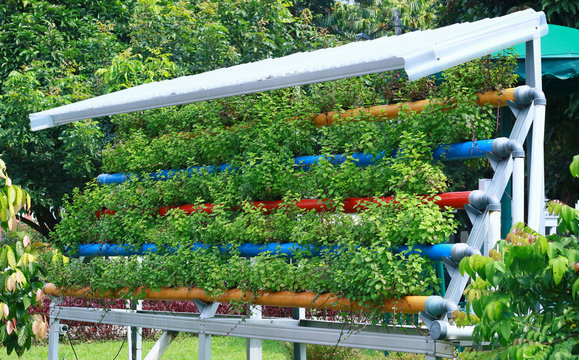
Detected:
[
  {"left": 96, "top": 191, "right": 470, "bottom": 219},
  {"left": 159, "top": 191, "right": 471, "bottom": 216}
]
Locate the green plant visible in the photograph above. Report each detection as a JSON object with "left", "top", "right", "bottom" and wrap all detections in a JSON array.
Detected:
[
  {"left": 0, "top": 159, "right": 48, "bottom": 357},
  {"left": 459, "top": 155, "right": 579, "bottom": 359}
]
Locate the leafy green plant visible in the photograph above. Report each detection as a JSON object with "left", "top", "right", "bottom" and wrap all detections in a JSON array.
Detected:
[
  {"left": 0, "top": 159, "right": 48, "bottom": 357},
  {"left": 459, "top": 156, "right": 579, "bottom": 359}
]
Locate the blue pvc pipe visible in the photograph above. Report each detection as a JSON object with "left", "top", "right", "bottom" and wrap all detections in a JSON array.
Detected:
[
  {"left": 97, "top": 139, "right": 496, "bottom": 184},
  {"left": 432, "top": 140, "right": 494, "bottom": 161},
  {"left": 69, "top": 243, "right": 454, "bottom": 260},
  {"left": 396, "top": 244, "right": 453, "bottom": 261}
]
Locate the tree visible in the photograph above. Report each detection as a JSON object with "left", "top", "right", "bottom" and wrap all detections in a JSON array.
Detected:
[
  {"left": 0, "top": 0, "right": 131, "bottom": 237},
  {"left": 459, "top": 156, "right": 579, "bottom": 359},
  {"left": 0, "top": 158, "right": 47, "bottom": 357},
  {"left": 439, "top": 0, "right": 578, "bottom": 28},
  {"left": 0, "top": 0, "right": 338, "bottom": 238}
]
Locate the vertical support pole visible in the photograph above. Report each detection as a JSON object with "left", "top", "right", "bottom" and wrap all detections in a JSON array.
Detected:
[
  {"left": 392, "top": 9, "right": 402, "bottom": 35},
  {"left": 47, "top": 299, "right": 62, "bottom": 360},
  {"left": 525, "top": 37, "right": 545, "bottom": 234},
  {"left": 488, "top": 210, "right": 501, "bottom": 255},
  {"left": 194, "top": 299, "right": 219, "bottom": 360},
  {"left": 128, "top": 299, "right": 143, "bottom": 360},
  {"left": 199, "top": 331, "right": 212, "bottom": 360},
  {"left": 246, "top": 306, "right": 263, "bottom": 360},
  {"left": 292, "top": 308, "right": 306, "bottom": 360},
  {"left": 512, "top": 156, "right": 525, "bottom": 225}
]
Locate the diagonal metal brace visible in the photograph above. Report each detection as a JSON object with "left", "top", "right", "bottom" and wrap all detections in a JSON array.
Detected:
[{"left": 194, "top": 299, "right": 220, "bottom": 319}]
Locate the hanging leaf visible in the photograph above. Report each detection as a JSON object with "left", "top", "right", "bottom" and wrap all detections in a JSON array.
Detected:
[
  {"left": 15, "top": 241, "right": 24, "bottom": 259},
  {"left": 570, "top": 154, "right": 579, "bottom": 178},
  {"left": 17, "top": 323, "right": 29, "bottom": 347},
  {"left": 13, "top": 187, "right": 22, "bottom": 213},
  {"left": 0, "top": 247, "right": 7, "bottom": 269},
  {"left": 550, "top": 256, "right": 569, "bottom": 286},
  {"left": 6, "top": 186, "right": 16, "bottom": 206},
  {"left": 6, "top": 247, "right": 16, "bottom": 269},
  {"left": 22, "top": 295, "right": 31, "bottom": 310}
]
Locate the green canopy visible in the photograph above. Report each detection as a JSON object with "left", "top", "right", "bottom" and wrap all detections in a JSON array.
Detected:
[{"left": 509, "top": 24, "right": 579, "bottom": 81}]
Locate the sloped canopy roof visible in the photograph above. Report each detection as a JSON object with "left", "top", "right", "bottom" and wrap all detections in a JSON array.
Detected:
[{"left": 30, "top": 9, "right": 547, "bottom": 131}]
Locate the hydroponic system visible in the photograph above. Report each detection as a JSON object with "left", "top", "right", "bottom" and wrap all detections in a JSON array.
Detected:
[{"left": 30, "top": 9, "right": 548, "bottom": 360}]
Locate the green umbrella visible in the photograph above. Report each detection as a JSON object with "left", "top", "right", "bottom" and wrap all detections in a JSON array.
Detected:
[
  {"left": 494, "top": 24, "right": 579, "bottom": 94},
  {"left": 509, "top": 24, "right": 579, "bottom": 81}
]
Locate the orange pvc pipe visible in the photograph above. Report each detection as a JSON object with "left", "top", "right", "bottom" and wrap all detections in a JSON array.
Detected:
[
  {"left": 43, "top": 283, "right": 428, "bottom": 314},
  {"left": 312, "top": 88, "right": 516, "bottom": 127}
]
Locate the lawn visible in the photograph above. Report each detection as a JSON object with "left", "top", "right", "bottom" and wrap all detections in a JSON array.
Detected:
[{"left": 5, "top": 335, "right": 414, "bottom": 360}]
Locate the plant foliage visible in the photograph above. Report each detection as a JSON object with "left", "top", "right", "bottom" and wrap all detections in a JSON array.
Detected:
[{"left": 459, "top": 157, "right": 579, "bottom": 359}]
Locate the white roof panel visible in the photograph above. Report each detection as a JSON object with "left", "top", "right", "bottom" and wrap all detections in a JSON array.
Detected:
[{"left": 30, "top": 9, "right": 547, "bottom": 131}]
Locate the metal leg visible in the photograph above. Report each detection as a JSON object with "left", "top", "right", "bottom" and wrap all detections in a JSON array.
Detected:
[
  {"left": 194, "top": 300, "right": 219, "bottom": 360},
  {"left": 292, "top": 308, "right": 306, "bottom": 360},
  {"left": 47, "top": 298, "right": 63, "bottom": 360},
  {"left": 246, "top": 305, "right": 263, "bottom": 360},
  {"left": 199, "top": 332, "right": 212, "bottom": 360},
  {"left": 128, "top": 299, "right": 143, "bottom": 360}
]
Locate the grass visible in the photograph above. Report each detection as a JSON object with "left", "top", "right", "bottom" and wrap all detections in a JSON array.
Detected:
[
  {"left": 2, "top": 334, "right": 426, "bottom": 359},
  {"left": 7, "top": 335, "right": 287, "bottom": 360}
]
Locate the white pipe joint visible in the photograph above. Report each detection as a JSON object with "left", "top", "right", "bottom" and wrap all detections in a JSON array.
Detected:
[
  {"left": 425, "top": 296, "right": 458, "bottom": 318},
  {"left": 492, "top": 137, "right": 525, "bottom": 159},
  {"left": 468, "top": 190, "right": 500, "bottom": 211},
  {"left": 430, "top": 320, "right": 474, "bottom": 341},
  {"left": 514, "top": 85, "right": 546, "bottom": 106},
  {"left": 450, "top": 243, "right": 481, "bottom": 262}
]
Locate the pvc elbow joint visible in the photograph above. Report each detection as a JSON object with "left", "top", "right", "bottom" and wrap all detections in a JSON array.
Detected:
[
  {"left": 450, "top": 243, "right": 480, "bottom": 262},
  {"left": 514, "top": 85, "right": 546, "bottom": 106},
  {"left": 468, "top": 190, "right": 500, "bottom": 211},
  {"left": 492, "top": 137, "right": 525, "bottom": 159},
  {"left": 425, "top": 296, "right": 457, "bottom": 318}
]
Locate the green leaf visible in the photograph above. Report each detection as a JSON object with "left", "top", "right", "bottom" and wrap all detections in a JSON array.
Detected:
[
  {"left": 14, "top": 186, "right": 22, "bottom": 210},
  {"left": 573, "top": 278, "right": 579, "bottom": 300},
  {"left": 560, "top": 205, "right": 574, "bottom": 226},
  {"left": 570, "top": 154, "right": 579, "bottom": 177},
  {"left": 6, "top": 247, "right": 16, "bottom": 269},
  {"left": 486, "top": 300, "right": 504, "bottom": 321},
  {"left": 504, "top": 248, "right": 515, "bottom": 268},
  {"left": 550, "top": 256, "right": 569, "bottom": 286},
  {"left": 498, "top": 320, "right": 511, "bottom": 342},
  {"left": 15, "top": 241, "right": 24, "bottom": 259},
  {"left": 22, "top": 295, "right": 31, "bottom": 310},
  {"left": 6, "top": 186, "right": 16, "bottom": 206},
  {"left": 538, "top": 235, "right": 548, "bottom": 255},
  {"left": 0, "top": 247, "right": 7, "bottom": 269},
  {"left": 17, "top": 323, "right": 29, "bottom": 347}
]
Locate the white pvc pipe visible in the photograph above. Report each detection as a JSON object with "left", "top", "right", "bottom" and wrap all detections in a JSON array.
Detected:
[
  {"left": 512, "top": 156, "right": 525, "bottom": 225},
  {"left": 528, "top": 104, "right": 546, "bottom": 233},
  {"left": 488, "top": 210, "right": 502, "bottom": 255}
]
